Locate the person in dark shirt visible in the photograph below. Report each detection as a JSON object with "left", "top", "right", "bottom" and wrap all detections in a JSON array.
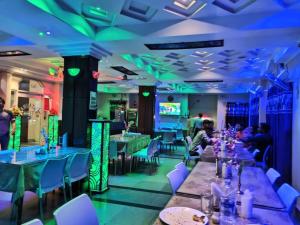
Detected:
[
  {"left": 0, "top": 97, "right": 15, "bottom": 150},
  {"left": 244, "top": 123, "right": 273, "bottom": 161}
]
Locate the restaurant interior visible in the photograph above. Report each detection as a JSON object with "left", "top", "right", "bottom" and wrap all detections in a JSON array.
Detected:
[{"left": 0, "top": 0, "right": 300, "bottom": 224}]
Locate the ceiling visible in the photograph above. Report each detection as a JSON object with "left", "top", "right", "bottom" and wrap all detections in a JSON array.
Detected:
[{"left": 0, "top": 0, "right": 300, "bottom": 93}]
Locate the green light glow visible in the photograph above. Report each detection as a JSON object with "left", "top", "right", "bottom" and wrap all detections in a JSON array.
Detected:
[
  {"left": 142, "top": 91, "right": 150, "bottom": 97},
  {"left": 121, "top": 54, "right": 133, "bottom": 62},
  {"left": 48, "top": 67, "right": 56, "bottom": 76},
  {"left": 39, "top": 32, "right": 45, "bottom": 37},
  {"left": 95, "top": 27, "right": 138, "bottom": 41},
  {"left": 89, "top": 7, "right": 108, "bottom": 17},
  {"left": 89, "top": 121, "right": 110, "bottom": 192},
  {"left": 8, "top": 116, "right": 21, "bottom": 151},
  {"left": 68, "top": 68, "right": 80, "bottom": 76},
  {"left": 135, "top": 58, "right": 144, "bottom": 69},
  {"left": 146, "top": 64, "right": 153, "bottom": 74},
  {"left": 48, "top": 115, "right": 58, "bottom": 147}
]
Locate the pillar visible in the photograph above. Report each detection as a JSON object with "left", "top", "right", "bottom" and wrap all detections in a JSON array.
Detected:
[
  {"left": 138, "top": 86, "right": 156, "bottom": 136},
  {"left": 62, "top": 56, "right": 99, "bottom": 147},
  {"left": 258, "top": 90, "right": 268, "bottom": 124}
]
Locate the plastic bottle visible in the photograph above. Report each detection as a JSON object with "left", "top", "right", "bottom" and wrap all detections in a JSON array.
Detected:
[
  {"left": 220, "top": 179, "right": 236, "bottom": 225},
  {"left": 240, "top": 189, "right": 253, "bottom": 219}
]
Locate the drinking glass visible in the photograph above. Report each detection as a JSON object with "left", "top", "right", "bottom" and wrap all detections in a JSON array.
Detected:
[{"left": 201, "top": 193, "right": 212, "bottom": 215}]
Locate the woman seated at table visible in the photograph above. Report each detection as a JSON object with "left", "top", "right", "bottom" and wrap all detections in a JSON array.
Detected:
[{"left": 189, "top": 120, "right": 215, "bottom": 156}]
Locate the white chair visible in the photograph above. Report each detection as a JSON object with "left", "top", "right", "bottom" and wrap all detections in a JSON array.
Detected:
[
  {"left": 256, "top": 145, "right": 271, "bottom": 170},
  {"left": 182, "top": 140, "right": 201, "bottom": 166},
  {"left": 277, "top": 183, "right": 300, "bottom": 212},
  {"left": 132, "top": 139, "right": 156, "bottom": 174},
  {"left": 54, "top": 194, "right": 99, "bottom": 225},
  {"left": 266, "top": 168, "right": 281, "bottom": 186},
  {"left": 22, "top": 219, "right": 43, "bottom": 225},
  {"left": 167, "top": 169, "right": 184, "bottom": 194},
  {"left": 175, "top": 162, "right": 189, "bottom": 179},
  {"left": 36, "top": 156, "right": 69, "bottom": 220},
  {"left": 65, "top": 151, "right": 91, "bottom": 199}
]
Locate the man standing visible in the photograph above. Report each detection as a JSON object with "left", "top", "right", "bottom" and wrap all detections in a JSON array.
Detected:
[
  {"left": 193, "top": 113, "right": 203, "bottom": 138},
  {"left": 0, "top": 97, "right": 15, "bottom": 150}
]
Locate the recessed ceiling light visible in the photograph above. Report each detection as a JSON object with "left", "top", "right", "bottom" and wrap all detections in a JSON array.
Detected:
[
  {"left": 173, "top": 0, "right": 196, "bottom": 10},
  {"left": 46, "top": 31, "right": 51, "bottom": 35},
  {"left": 0, "top": 50, "right": 31, "bottom": 57},
  {"left": 38, "top": 32, "right": 45, "bottom": 37}
]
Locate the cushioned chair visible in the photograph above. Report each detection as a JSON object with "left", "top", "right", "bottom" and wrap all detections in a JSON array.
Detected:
[
  {"left": 160, "top": 132, "right": 175, "bottom": 152},
  {"left": 175, "top": 162, "right": 189, "bottom": 179},
  {"left": 266, "top": 168, "right": 281, "bottom": 186},
  {"left": 22, "top": 219, "right": 43, "bottom": 225},
  {"left": 167, "top": 169, "right": 185, "bottom": 194},
  {"left": 35, "top": 156, "right": 69, "bottom": 221},
  {"left": 54, "top": 194, "right": 99, "bottom": 225},
  {"left": 65, "top": 151, "right": 91, "bottom": 199},
  {"left": 277, "top": 183, "right": 300, "bottom": 212}
]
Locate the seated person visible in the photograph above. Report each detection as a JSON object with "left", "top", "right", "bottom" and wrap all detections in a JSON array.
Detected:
[
  {"left": 243, "top": 123, "right": 273, "bottom": 161},
  {"left": 235, "top": 124, "right": 244, "bottom": 140},
  {"left": 189, "top": 120, "right": 215, "bottom": 156},
  {"left": 127, "top": 121, "right": 137, "bottom": 133}
]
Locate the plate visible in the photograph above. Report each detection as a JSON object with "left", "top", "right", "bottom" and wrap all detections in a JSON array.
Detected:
[{"left": 159, "top": 207, "right": 209, "bottom": 225}]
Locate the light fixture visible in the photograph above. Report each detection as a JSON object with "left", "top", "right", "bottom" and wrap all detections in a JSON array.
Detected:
[
  {"left": 0, "top": 50, "right": 31, "bottom": 57},
  {"left": 173, "top": 0, "right": 196, "bottom": 9},
  {"left": 142, "top": 91, "right": 150, "bottom": 97},
  {"left": 48, "top": 67, "right": 56, "bottom": 76},
  {"left": 68, "top": 68, "right": 81, "bottom": 77}
]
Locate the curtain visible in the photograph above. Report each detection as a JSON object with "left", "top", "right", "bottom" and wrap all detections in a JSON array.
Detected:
[
  {"left": 266, "top": 85, "right": 293, "bottom": 183},
  {"left": 249, "top": 96, "right": 259, "bottom": 127},
  {"left": 225, "top": 102, "right": 249, "bottom": 128}
]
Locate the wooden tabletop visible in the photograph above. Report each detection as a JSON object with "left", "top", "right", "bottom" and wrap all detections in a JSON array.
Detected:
[
  {"left": 153, "top": 196, "right": 293, "bottom": 225},
  {"left": 176, "top": 162, "right": 285, "bottom": 209}
]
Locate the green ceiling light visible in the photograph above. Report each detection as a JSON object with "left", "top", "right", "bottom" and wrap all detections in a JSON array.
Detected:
[
  {"left": 68, "top": 68, "right": 80, "bottom": 77},
  {"left": 38, "top": 31, "right": 45, "bottom": 37},
  {"left": 48, "top": 67, "right": 56, "bottom": 76},
  {"left": 142, "top": 91, "right": 150, "bottom": 97}
]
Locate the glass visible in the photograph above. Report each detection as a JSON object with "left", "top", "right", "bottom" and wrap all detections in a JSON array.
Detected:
[{"left": 201, "top": 193, "right": 212, "bottom": 215}]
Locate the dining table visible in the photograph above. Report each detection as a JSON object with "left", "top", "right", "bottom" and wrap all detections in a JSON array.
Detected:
[
  {"left": 201, "top": 142, "right": 256, "bottom": 166},
  {"left": 110, "top": 133, "right": 151, "bottom": 173},
  {"left": 153, "top": 195, "right": 294, "bottom": 225},
  {"left": 176, "top": 162, "right": 285, "bottom": 210},
  {"left": 0, "top": 146, "right": 90, "bottom": 225}
]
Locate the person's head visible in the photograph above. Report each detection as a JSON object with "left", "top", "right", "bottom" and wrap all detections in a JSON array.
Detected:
[
  {"left": 251, "top": 125, "right": 259, "bottom": 135},
  {"left": 198, "top": 113, "right": 203, "bottom": 118},
  {"left": 259, "top": 123, "right": 270, "bottom": 133},
  {"left": 0, "top": 97, "right": 5, "bottom": 111},
  {"left": 202, "top": 119, "right": 211, "bottom": 130}
]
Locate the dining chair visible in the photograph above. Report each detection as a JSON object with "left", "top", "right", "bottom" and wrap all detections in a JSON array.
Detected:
[
  {"left": 36, "top": 156, "right": 69, "bottom": 221},
  {"left": 22, "top": 219, "right": 43, "bottom": 225},
  {"left": 65, "top": 151, "right": 91, "bottom": 199},
  {"left": 53, "top": 194, "right": 99, "bottom": 225},
  {"left": 161, "top": 132, "right": 175, "bottom": 152},
  {"left": 256, "top": 145, "right": 271, "bottom": 170},
  {"left": 277, "top": 183, "right": 300, "bottom": 212},
  {"left": 252, "top": 149, "right": 260, "bottom": 158},
  {"left": 266, "top": 168, "right": 281, "bottom": 186},
  {"left": 109, "top": 141, "right": 119, "bottom": 175},
  {"left": 182, "top": 140, "right": 201, "bottom": 166},
  {"left": 175, "top": 162, "right": 189, "bottom": 179},
  {"left": 131, "top": 139, "right": 156, "bottom": 174},
  {"left": 167, "top": 168, "right": 185, "bottom": 194}
]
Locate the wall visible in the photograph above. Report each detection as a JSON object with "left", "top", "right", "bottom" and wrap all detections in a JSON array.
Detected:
[
  {"left": 97, "top": 93, "right": 131, "bottom": 119},
  {"left": 155, "top": 94, "right": 188, "bottom": 129},
  {"left": 217, "top": 94, "right": 249, "bottom": 130},
  {"left": 0, "top": 72, "right": 8, "bottom": 100}
]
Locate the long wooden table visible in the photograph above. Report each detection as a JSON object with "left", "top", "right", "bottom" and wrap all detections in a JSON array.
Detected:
[
  {"left": 176, "top": 162, "right": 285, "bottom": 210},
  {"left": 153, "top": 196, "right": 293, "bottom": 225}
]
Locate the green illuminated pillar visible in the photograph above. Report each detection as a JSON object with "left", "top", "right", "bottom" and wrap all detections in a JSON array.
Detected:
[
  {"left": 48, "top": 115, "right": 59, "bottom": 147},
  {"left": 8, "top": 116, "right": 21, "bottom": 151},
  {"left": 89, "top": 120, "right": 110, "bottom": 193}
]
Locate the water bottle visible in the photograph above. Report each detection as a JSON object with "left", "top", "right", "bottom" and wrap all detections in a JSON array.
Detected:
[{"left": 220, "top": 179, "right": 236, "bottom": 225}]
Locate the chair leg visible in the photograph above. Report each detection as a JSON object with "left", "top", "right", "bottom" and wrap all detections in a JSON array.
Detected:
[
  {"left": 63, "top": 187, "right": 67, "bottom": 202},
  {"left": 69, "top": 183, "right": 73, "bottom": 199},
  {"left": 39, "top": 195, "right": 44, "bottom": 222}
]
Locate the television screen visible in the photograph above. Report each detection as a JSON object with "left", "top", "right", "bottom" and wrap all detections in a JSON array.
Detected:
[{"left": 159, "top": 103, "right": 181, "bottom": 115}]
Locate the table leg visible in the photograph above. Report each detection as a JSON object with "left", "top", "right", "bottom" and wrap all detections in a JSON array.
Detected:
[
  {"left": 10, "top": 194, "right": 24, "bottom": 225},
  {"left": 121, "top": 152, "right": 126, "bottom": 174}
]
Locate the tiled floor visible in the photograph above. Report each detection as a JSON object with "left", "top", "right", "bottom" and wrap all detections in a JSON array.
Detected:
[{"left": 0, "top": 147, "right": 188, "bottom": 225}]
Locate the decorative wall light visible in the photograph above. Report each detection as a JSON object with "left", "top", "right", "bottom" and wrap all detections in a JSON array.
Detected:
[
  {"left": 68, "top": 68, "right": 80, "bottom": 77},
  {"left": 48, "top": 67, "right": 57, "bottom": 76},
  {"left": 142, "top": 91, "right": 150, "bottom": 97}
]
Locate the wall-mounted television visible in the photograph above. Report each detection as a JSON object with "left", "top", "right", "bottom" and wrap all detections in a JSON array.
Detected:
[{"left": 159, "top": 102, "right": 181, "bottom": 116}]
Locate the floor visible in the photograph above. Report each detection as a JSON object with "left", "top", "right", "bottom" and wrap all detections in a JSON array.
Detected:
[{"left": 0, "top": 145, "right": 189, "bottom": 225}]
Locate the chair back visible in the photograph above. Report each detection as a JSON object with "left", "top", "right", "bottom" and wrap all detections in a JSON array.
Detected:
[
  {"left": 176, "top": 130, "right": 184, "bottom": 140},
  {"left": 146, "top": 139, "right": 156, "bottom": 156},
  {"left": 167, "top": 169, "right": 184, "bottom": 194},
  {"left": 109, "top": 141, "right": 118, "bottom": 159},
  {"left": 152, "top": 139, "right": 159, "bottom": 154},
  {"left": 277, "top": 183, "right": 300, "bottom": 212},
  {"left": 266, "top": 168, "right": 281, "bottom": 185},
  {"left": 54, "top": 194, "right": 99, "bottom": 225},
  {"left": 252, "top": 149, "right": 260, "bottom": 158},
  {"left": 186, "top": 136, "right": 193, "bottom": 146},
  {"left": 40, "top": 156, "right": 68, "bottom": 192},
  {"left": 66, "top": 151, "right": 91, "bottom": 182},
  {"left": 22, "top": 219, "right": 43, "bottom": 225},
  {"left": 163, "top": 132, "right": 174, "bottom": 142},
  {"left": 60, "top": 133, "right": 68, "bottom": 147},
  {"left": 262, "top": 145, "right": 271, "bottom": 164},
  {"left": 175, "top": 162, "right": 189, "bottom": 179}
]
